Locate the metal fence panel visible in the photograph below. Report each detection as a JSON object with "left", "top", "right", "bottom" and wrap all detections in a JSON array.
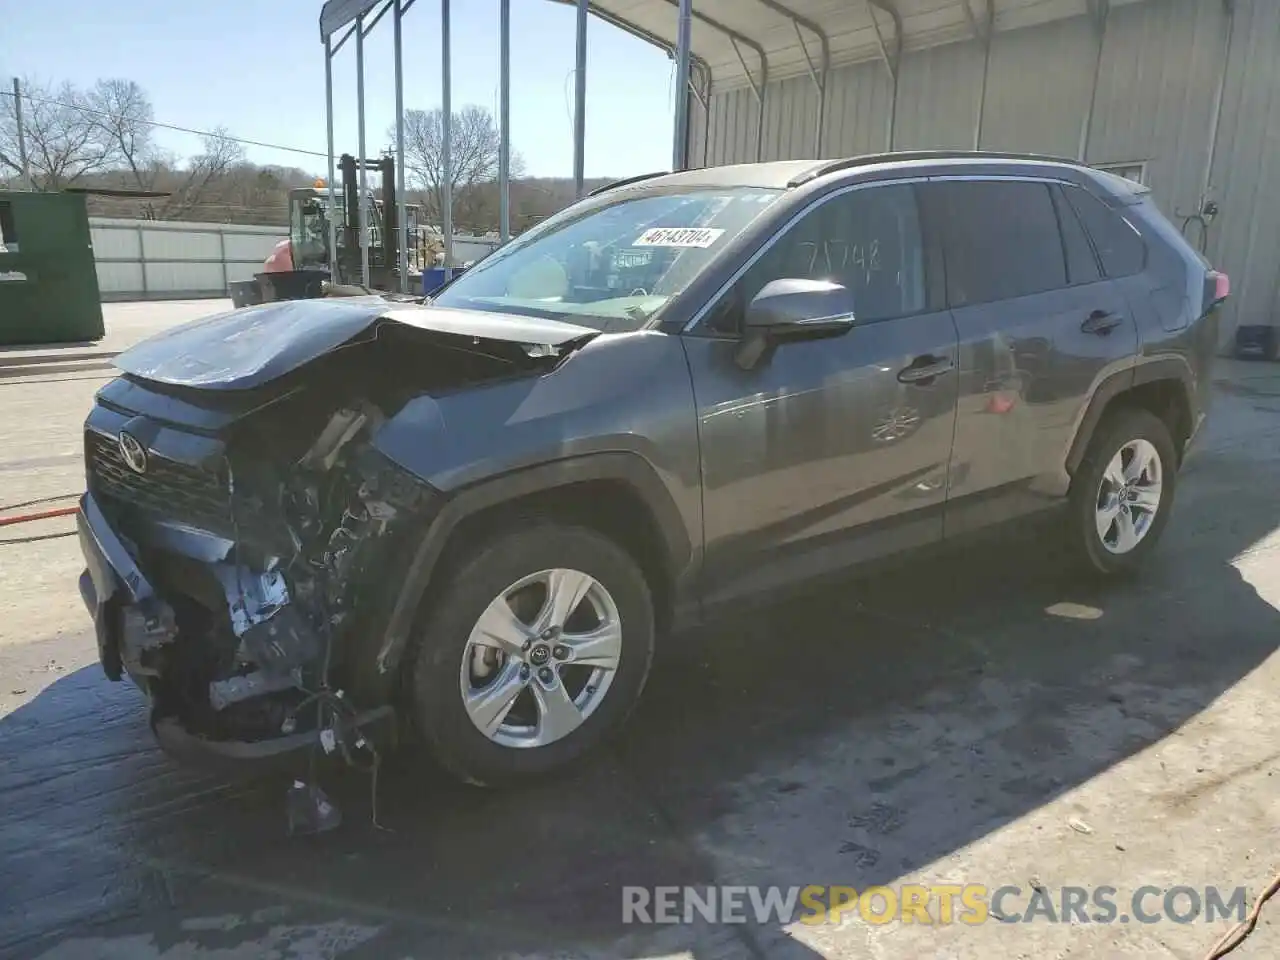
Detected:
[{"left": 89, "top": 217, "right": 285, "bottom": 301}]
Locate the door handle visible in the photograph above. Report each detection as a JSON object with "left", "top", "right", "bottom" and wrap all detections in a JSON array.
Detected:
[
  {"left": 1081, "top": 310, "right": 1123, "bottom": 335},
  {"left": 897, "top": 355, "right": 955, "bottom": 385}
]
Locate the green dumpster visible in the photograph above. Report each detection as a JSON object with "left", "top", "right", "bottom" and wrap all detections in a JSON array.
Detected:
[{"left": 0, "top": 190, "right": 105, "bottom": 345}]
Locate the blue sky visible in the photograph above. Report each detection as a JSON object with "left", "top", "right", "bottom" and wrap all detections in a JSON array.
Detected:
[{"left": 2, "top": 0, "right": 676, "bottom": 178}]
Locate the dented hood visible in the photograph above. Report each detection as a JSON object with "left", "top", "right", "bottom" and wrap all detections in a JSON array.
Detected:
[{"left": 114, "top": 297, "right": 599, "bottom": 390}]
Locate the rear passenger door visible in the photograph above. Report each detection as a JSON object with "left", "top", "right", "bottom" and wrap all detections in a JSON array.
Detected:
[{"left": 924, "top": 178, "right": 1137, "bottom": 536}]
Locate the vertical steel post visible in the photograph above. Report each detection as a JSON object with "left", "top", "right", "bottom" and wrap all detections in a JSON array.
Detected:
[
  {"left": 673, "top": 0, "right": 693, "bottom": 170},
  {"left": 573, "top": 0, "right": 588, "bottom": 197},
  {"left": 356, "top": 16, "right": 371, "bottom": 287},
  {"left": 974, "top": 25, "right": 992, "bottom": 149},
  {"left": 11, "top": 78, "right": 31, "bottom": 189},
  {"left": 1201, "top": 1, "right": 1235, "bottom": 205},
  {"left": 442, "top": 0, "right": 454, "bottom": 282},
  {"left": 1078, "top": 4, "right": 1108, "bottom": 162},
  {"left": 499, "top": 0, "right": 511, "bottom": 242},
  {"left": 394, "top": 0, "right": 409, "bottom": 292},
  {"left": 324, "top": 40, "right": 339, "bottom": 282}
]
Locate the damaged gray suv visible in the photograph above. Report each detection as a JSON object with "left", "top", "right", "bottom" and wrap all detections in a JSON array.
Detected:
[{"left": 78, "top": 152, "right": 1226, "bottom": 785}]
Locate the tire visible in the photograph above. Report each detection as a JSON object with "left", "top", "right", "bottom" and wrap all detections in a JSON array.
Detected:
[
  {"left": 408, "top": 522, "right": 655, "bottom": 786},
  {"left": 1068, "top": 406, "right": 1178, "bottom": 575}
]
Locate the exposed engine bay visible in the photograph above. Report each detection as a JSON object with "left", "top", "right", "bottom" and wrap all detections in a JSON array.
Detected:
[{"left": 81, "top": 300, "right": 596, "bottom": 756}]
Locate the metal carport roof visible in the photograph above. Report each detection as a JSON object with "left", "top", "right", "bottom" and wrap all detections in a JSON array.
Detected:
[{"left": 574, "top": 0, "right": 1150, "bottom": 91}]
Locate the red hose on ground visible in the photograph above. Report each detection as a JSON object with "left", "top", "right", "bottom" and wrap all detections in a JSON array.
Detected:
[{"left": 0, "top": 505, "right": 79, "bottom": 527}]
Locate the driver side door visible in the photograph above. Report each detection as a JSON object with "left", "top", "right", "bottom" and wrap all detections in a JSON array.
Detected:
[{"left": 681, "top": 182, "right": 960, "bottom": 610}]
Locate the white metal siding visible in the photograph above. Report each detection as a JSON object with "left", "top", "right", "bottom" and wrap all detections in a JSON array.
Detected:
[
  {"left": 88, "top": 218, "right": 285, "bottom": 300},
  {"left": 1201, "top": 0, "right": 1280, "bottom": 345},
  {"left": 979, "top": 14, "right": 1096, "bottom": 157},
  {"left": 892, "top": 39, "right": 985, "bottom": 150},
  {"left": 821, "top": 59, "right": 894, "bottom": 158},
  {"left": 697, "top": 0, "right": 1279, "bottom": 346}
]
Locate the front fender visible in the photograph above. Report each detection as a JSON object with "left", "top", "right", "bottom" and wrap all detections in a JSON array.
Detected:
[{"left": 367, "top": 330, "right": 703, "bottom": 676}]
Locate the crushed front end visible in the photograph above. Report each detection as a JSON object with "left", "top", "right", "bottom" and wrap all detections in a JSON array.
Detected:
[{"left": 77, "top": 373, "right": 434, "bottom": 767}]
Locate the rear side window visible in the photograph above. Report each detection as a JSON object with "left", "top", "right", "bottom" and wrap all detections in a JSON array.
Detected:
[
  {"left": 1052, "top": 186, "right": 1102, "bottom": 285},
  {"left": 933, "top": 181, "right": 1067, "bottom": 307},
  {"left": 1062, "top": 186, "right": 1146, "bottom": 277}
]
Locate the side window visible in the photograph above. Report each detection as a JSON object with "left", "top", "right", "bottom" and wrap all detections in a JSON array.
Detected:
[
  {"left": 934, "top": 181, "right": 1067, "bottom": 307},
  {"left": 1062, "top": 186, "right": 1146, "bottom": 278},
  {"left": 1051, "top": 186, "right": 1102, "bottom": 285},
  {"left": 706, "top": 184, "right": 925, "bottom": 332}
]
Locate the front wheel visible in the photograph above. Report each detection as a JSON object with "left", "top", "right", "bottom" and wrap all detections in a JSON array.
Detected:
[
  {"left": 408, "top": 523, "right": 655, "bottom": 786},
  {"left": 1068, "top": 406, "right": 1177, "bottom": 575}
]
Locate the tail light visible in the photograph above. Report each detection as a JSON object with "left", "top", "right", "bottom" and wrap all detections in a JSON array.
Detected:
[{"left": 1205, "top": 270, "right": 1230, "bottom": 311}]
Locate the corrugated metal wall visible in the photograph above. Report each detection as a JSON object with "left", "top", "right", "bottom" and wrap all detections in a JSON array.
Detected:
[
  {"left": 1204, "top": 0, "right": 1280, "bottom": 346},
  {"left": 693, "top": 0, "right": 1278, "bottom": 347},
  {"left": 89, "top": 218, "right": 284, "bottom": 301}
]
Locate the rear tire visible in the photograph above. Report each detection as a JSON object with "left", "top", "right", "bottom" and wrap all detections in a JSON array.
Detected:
[
  {"left": 408, "top": 522, "right": 654, "bottom": 786},
  {"left": 1068, "top": 406, "right": 1177, "bottom": 575}
]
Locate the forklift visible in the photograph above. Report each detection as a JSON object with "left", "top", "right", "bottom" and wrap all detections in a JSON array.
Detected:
[{"left": 229, "top": 153, "right": 432, "bottom": 307}]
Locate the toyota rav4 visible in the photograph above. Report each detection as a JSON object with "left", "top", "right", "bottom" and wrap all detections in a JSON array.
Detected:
[{"left": 77, "top": 152, "right": 1226, "bottom": 785}]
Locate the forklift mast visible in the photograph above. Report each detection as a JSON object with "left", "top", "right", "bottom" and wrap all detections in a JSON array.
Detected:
[{"left": 338, "top": 152, "right": 399, "bottom": 286}]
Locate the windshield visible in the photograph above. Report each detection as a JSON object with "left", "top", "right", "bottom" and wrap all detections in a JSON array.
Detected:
[{"left": 431, "top": 187, "right": 782, "bottom": 331}]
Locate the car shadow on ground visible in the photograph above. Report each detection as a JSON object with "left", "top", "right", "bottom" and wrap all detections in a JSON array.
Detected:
[{"left": 3, "top": 398, "right": 1280, "bottom": 959}]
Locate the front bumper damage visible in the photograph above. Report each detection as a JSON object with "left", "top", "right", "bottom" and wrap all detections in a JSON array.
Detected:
[
  {"left": 78, "top": 490, "right": 397, "bottom": 770},
  {"left": 76, "top": 300, "right": 583, "bottom": 775},
  {"left": 76, "top": 405, "right": 433, "bottom": 772}
]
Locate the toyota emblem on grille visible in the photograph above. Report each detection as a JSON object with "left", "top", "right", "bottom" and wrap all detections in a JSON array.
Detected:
[{"left": 118, "top": 432, "right": 148, "bottom": 474}]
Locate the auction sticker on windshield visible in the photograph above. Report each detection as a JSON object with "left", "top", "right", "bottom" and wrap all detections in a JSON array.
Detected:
[{"left": 634, "top": 227, "right": 725, "bottom": 248}]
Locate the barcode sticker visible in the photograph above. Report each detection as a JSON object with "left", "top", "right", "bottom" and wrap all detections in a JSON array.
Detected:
[{"left": 633, "top": 227, "right": 725, "bottom": 248}]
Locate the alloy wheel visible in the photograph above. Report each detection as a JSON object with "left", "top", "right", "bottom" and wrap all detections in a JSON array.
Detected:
[
  {"left": 459, "top": 568, "right": 622, "bottom": 748},
  {"left": 1095, "top": 438, "right": 1163, "bottom": 555}
]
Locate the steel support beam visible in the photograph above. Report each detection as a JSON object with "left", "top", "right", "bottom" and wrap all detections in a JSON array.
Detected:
[
  {"left": 331, "top": 22, "right": 358, "bottom": 54},
  {"left": 865, "top": 0, "right": 902, "bottom": 150},
  {"left": 360, "top": 0, "right": 395, "bottom": 36},
  {"left": 656, "top": 0, "right": 769, "bottom": 161},
  {"left": 441, "top": 0, "right": 453, "bottom": 282},
  {"left": 324, "top": 42, "right": 338, "bottom": 281},
  {"left": 393, "top": 0, "right": 408, "bottom": 292},
  {"left": 356, "top": 14, "right": 371, "bottom": 287},
  {"left": 1084, "top": 0, "right": 1110, "bottom": 35},
  {"left": 971, "top": 0, "right": 994, "bottom": 149},
  {"left": 673, "top": 0, "right": 694, "bottom": 170},
  {"left": 1202, "top": 0, "right": 1235, "bottom": 204},
  {"left": 573, "top": 0, "right": 589, "bottom": 196},
  {"left": 1078, "top": 0, "right": 1109, "bottom": 160},
  {"left": 728, "top": 37, "right": 769, "bottom": 161},
  {"left": 866, "top": 0, "right": 903, "bottom": 81},
  {"left": 499, "top": 0, "right": 511, "bottom": 241},
  {"left": 753, "top": 0, "right": 829, "bottom": 158}
]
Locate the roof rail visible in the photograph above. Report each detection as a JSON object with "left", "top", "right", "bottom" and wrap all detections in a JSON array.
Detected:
[
  {"left": 588, "top": 171, "right": 670, "bottom": 196},
  {"left": 787, "top": 150, "right": 1082, "bottom": 187}
]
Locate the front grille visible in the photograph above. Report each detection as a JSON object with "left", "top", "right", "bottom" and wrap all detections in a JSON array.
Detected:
[{"left": 87, "top": 430, "right": 233, "bottom": 533}]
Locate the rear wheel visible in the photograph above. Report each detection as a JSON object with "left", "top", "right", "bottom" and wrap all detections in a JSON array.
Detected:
[
  {"left": 408, "top": 523, "right": 654, "bottom": 786},
  {"left": 1068, "top": 406, "right": 1177, "bottom": 575}
]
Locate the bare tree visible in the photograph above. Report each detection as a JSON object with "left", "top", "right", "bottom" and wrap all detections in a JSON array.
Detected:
[
  {"left": 152, "top": 128, "right": 246, "bottom": 220},
  {"left": 394, "top": 105, "right": 524, "bottom": 229},
  {"left": 0, "top": 76, "right": 117, "bottom": 189},
  {"left": 85, "top": 78, "right": 157, "bottom": 189}
]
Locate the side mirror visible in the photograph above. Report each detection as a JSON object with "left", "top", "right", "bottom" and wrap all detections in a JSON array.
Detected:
[{"left": 736, "top": 278, "right": 855, "bottom": 369}]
